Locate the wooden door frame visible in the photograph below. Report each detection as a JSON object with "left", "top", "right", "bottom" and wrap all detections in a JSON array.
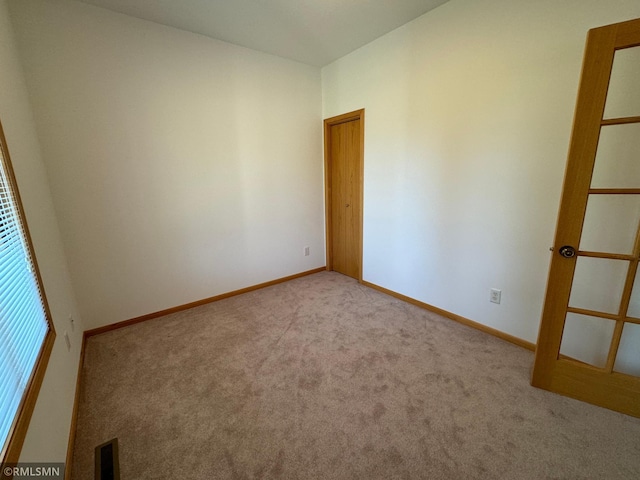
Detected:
[{"left": 324, "top": 109, "right": 364, "bottom": 282}]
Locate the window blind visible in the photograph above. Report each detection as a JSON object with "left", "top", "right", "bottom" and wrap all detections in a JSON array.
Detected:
[{"left": 0, "top": 138, "right": 49, "bottom": 456}]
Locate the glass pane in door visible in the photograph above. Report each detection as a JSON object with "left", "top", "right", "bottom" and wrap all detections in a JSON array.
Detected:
[
  {"left": 560, "top": 313, "right": 615, "bottom": 367},
  {"left": 568, "top": 257, "right": 628, "bottom": 314},
  {"left": 613, "top": 322, "right": 640, "bottom": 376},
  {"left": 580, "top": 195, "right": 640, "bottom": 254},
  {"left": 628, "top": 271, "right": 640, "bottom": 319},
  {"left": 591, "top": 123, "right": 640, "bottom": 188},
  {"left": 603, "top": 46, "right": 640, "bottom": 119}
]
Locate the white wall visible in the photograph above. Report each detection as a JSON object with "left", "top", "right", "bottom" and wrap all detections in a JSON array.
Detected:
[
  {"left": 0, "top": 0, "right": 84, "bottom": 463},
  {"left": 322, "top": 0, "right": 640, "bottom": 343},
  {"left": 8, "top": 0, "right": 325, "bottom": 329}
]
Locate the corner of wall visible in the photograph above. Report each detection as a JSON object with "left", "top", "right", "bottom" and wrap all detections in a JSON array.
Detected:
[{"left": 0, "top": 0, "right": 84, "bottom": 465}]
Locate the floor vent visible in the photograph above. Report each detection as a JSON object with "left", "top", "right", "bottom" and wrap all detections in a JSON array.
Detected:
[{"left": 94, "top": 438, "right": 120, "bottom": 480}]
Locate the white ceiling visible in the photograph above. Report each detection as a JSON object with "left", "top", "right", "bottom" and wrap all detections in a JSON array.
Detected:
[{"left": 76, "top": 0, "right": 450, "bottom": 66}]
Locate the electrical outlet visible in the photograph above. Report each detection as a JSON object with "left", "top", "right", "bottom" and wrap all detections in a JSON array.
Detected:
[
  {"left": 64, "top": 331, "right": 71, "bottom": 351},
  {"left": 69, "top": 315, "right": 75, "bottom": 332},
  {"left": 304, "top": 246, "right": 310, "bottom": 256},
  {"left": 490, "top": 288, "right": 502, "bottom": 304}
]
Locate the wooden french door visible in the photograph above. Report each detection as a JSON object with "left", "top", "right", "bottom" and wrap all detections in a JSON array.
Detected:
[
  {"left": 324, "top": 110, "right": 364, "bottom": 280},
  {"left": 532, "top": 18, "right": 640, "bottom": 417}
]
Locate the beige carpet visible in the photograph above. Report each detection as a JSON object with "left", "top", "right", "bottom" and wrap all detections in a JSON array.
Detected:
[{"left": 71, "top": 271, "right": 640, "bottom": 479}]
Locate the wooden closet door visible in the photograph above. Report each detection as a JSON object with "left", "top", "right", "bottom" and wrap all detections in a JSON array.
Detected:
[{"left": 324, "top": 110, "right": 364, "bottom": 281}]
